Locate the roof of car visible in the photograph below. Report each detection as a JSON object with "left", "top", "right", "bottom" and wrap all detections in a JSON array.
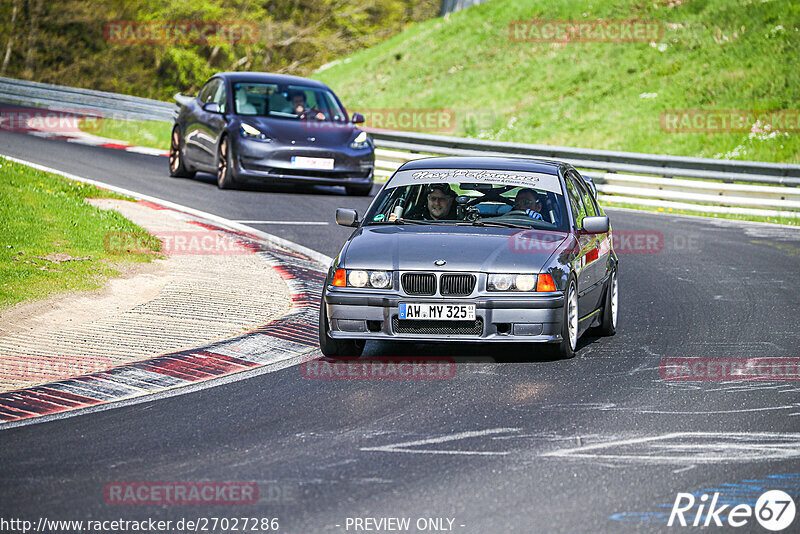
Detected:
[
  {"left": 397, "top": 156, "right": 569, "bottom": 175},
  {"left": 213, "top": 72, "right": 330, "bottom": 89}
]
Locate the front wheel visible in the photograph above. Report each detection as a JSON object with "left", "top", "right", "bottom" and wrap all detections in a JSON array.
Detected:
[
  {"left": 216, "top": 136, "right": 237, "bottom": 189},
  {"left": 318, "top": 298, "right": 365, "bottom": 358},
  {"left": 169, "top": 126, "right": 195, "bottom": 178},
  {"left": 555, "top": 278, "right": 578, "bottom": 359},
  {"left": 598, "top": 270, "right": 618, "bottom": 336}
]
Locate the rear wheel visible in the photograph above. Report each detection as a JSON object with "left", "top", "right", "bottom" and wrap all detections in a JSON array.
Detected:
[
  {"left": 598, "top": 269, "right": 618, "bottom": 336},
  {"left": 555, "top": 278, "right": 578, "bottom": 359},
  {"left": 216, "top": 136, "right": 237, "bottom": 189},
  {"left": 318, "top": 298, "right": 365, "bottom": 358},
  {"left": 345, "top": 183, "right": 373, "bottom": 196},
  {"left": 168, "top": 126, "right": 195, "bottom": 178}
]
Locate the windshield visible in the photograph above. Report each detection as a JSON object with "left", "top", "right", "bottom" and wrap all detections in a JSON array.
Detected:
[
  {"left": 232, "top": 82, "right": 346, "bottom": 121},
  {"left": 364, "top": 169, "right": 570, "bottom": 232}
]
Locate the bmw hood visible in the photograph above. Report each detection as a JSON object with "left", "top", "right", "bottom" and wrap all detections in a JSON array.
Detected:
[{"left": 341, "top": 226, "right": 567, "bottom": 273}]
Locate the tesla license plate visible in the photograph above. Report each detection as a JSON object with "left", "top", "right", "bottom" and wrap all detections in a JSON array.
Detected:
[
  {"left": 290, "top": 156, "right": 334, "bottom": 170},
  {"left": 398, "top": 303, "right": 476, "bottom": 321}
]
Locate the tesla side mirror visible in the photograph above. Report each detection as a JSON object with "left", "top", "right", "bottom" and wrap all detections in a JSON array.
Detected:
[
  {"left": 336, "top": 208, "right": 359, "bottom": 227},
  {"left": 581, "top": 216, "right": 610, "bottom": 234},
  {"left": 351, "top": 112, "right": 365, "bottom": 124},
  {"left": 203, "top": 102, "right": 221, "bottom": 113}
]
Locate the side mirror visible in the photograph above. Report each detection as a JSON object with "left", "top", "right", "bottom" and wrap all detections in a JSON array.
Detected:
[
  {"left": 351, "top": 112, "right": 365, "bottom": 124},
  {"left": 336, "top": 208, "right": 359, "bottom": 227},
  {"left": 203, "top": 102, "right": 221, "bottom": 113},
  {"left": 581, "top": 216, "right": 610, "bottom": 234}
]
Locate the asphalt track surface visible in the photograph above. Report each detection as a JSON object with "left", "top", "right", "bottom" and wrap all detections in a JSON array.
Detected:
[{"left": 2, "top": 130, "right": 800, "bottom": 533}]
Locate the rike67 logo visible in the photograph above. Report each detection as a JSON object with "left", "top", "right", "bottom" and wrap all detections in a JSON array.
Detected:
[{"left": 668, "top": 490, "right": 796, "bottom": 531}]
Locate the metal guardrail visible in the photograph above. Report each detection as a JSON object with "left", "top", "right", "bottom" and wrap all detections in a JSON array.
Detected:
[
  {"left": 1, "top": 76, "right": 798, "bottom": 217},
  {"left": 0, "top": 77, "right": 175, "bottom": 122},
  {"left": 368, "top": 130, "right": 800, "bottom": 186}
]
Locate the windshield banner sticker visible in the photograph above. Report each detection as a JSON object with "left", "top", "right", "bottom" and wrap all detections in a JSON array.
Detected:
[{"left": 388, "top": 169, "right": 564, "bottom": 194}]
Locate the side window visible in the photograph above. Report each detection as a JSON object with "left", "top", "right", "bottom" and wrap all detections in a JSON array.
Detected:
[
  {"left": 198, "top": 79, "right": 218, "bottom": 104},
  {"left": 572, "top": 173, "right": 597, "bottom": 218},
  {"left": 564, "top": 173, "right": 587, "bottom": 229},
  {"left": 213, "top": 81, "right": 227, "bottom": 113}
]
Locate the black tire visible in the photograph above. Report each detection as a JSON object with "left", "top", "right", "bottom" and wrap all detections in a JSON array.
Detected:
[
  {"left": 168, "top": 126, "right": 195, "bottom": 178},
  {"left": 345, "top": 183, "right": 373, "bottom": 196},
  {"left": 555, "top": 278, "right": 578, "bottom": 359},
  {"left": 318, "top": 298, "right": 365, "bottom": 358},
  {"left": 598, "top": 269, "right": 618, "bottom": 336},
  {"left": 216, "top": 136, "right": 237, "bottom": 189}
]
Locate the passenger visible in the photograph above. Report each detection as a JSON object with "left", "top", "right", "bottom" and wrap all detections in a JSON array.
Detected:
[
  {"left": 423, "top": 184, "right": 458, "bottom": 220},
  {"left": 513, "top": 188, "right": 544, "bottom": 220}
]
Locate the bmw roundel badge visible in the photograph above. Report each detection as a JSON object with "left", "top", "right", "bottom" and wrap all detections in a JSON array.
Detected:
[{"left": 434, "top": 259, "right": 446, "bottom": 266}]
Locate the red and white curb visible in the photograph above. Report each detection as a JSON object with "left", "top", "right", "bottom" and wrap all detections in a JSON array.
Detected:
[
  {"left": 0, "top": 104, "right": 169, "bottom": 156},
  {"left": 0, "top": 156, "right": 331, "bottom": 427}
]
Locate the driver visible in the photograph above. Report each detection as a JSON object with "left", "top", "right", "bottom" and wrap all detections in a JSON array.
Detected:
[
  {"left": 513, "top": 188, "right": 544, "bottom": 220},
  {"left": 289, "top": 91, "right": 325, "bottom": 120},
  {"left": 423, "top": 183, "right": 458, "bottom": 220}
]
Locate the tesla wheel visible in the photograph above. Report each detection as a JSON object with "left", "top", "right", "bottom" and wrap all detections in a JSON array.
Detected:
[
  {"left": 598, "top": 269, "right": 618, "bottom": 336},
  {"left": 318, "top": 298, "right": 365, "bottom": 358},
  {"left": 555, "top": 278, "right": 578, "bottom": 359},
  {"left": 345, "top": 183, "right": 373, "bottom": 196},
  {"left": 216, "top": 136, "right": 237, "bottom": 189},
  {"left": 168, "top": 126, "right": 195, "bottom": 178}
]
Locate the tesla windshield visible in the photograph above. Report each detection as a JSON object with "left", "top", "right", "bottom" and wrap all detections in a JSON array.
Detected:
[
  {"left": 365, "top": 169, "right": 570, "bottom": 232},
  {"left": 232, "top": 82, "right": 346, "bottom": 121}
]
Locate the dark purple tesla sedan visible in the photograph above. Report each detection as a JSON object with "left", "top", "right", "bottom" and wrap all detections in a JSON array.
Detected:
[{"left": 169, "top": 72, "right": 375, "bottom": 195}]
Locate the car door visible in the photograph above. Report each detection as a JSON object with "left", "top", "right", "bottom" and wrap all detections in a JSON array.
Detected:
[
  {"left": 184, "top": 79, "right": 218, "bottom": 168},
  {"left": 563, "top": 172, "right": 599, "bottom": 321},
  {"left": 186, "top": 78, "right": 227, "bottom": 170},
  {"left": 570, "top": 171, "right": 606, "bottom": 315}
]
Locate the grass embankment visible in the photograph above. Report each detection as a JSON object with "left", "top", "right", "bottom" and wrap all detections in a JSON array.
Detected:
[
  {"left": 81, "top": 117, "right": 171, "bottom": 150},
  {"left": 315, "top": 0, "right": 799, "bottom": 163},
  {"left": 0, "top": 159, "right": 160, "bottom": 310}
]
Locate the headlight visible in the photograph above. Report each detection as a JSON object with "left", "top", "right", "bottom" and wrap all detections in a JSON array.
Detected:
[
  {"left": 350, "top": 130, "right": 370, "bottom": 149},
  {"left": 487, "top": 273, "right": 547, "bottom": 292},
  {"left": 240, "top": 123, "right": 270, "bottom": 141},
  {"left": 515, "top": 274, "right": 537, "bottom": 292},
  {"left": 369, "top": 270, "right": 392, "bottom": 288},
  {"left": 488, "top": 274, "right": 514, "bottom": 291},
  {"left": 332, "top": 269, "right": 392, "bottom": 289}
]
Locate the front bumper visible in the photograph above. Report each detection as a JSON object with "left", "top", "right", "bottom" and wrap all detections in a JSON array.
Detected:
[
  {"left": 324, "top": 289, "right": 565, "bottom": 343},
  {"left": 231, "top": 138, "right": 374, "bottom": 186}
]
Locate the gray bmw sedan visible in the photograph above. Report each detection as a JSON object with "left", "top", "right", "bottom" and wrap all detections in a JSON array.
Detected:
[{"left": 320, "top": 156, "right": 618, "bottom": 359}]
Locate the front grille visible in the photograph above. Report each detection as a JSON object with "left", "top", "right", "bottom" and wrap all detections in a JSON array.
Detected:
[
  {"left": 401, "top": 273, "right": 436, "bottom": 295},
  {"left": 440, "top": 274, "right": 476, "bottom": 296},
  {"left": 392, "top": 317, "right": 483, "bottom": 336}
]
